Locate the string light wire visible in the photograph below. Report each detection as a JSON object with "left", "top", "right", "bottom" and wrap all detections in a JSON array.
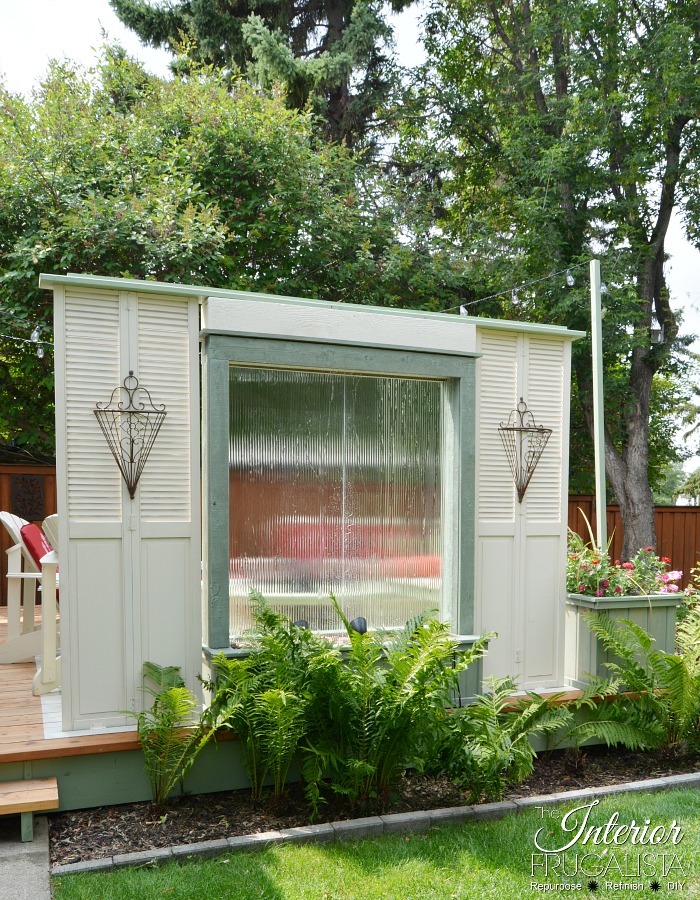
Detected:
[{"left": 442, "top": 260, "right": 590, "bottom": 315}]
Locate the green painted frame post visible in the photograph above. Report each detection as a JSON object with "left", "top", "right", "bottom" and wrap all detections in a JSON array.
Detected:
[
  {"left": 201, "top": 332, "right": 478, "bottom": 652},
  {"left": 202, "top": 337, "right": 232, "bottom": 650}
]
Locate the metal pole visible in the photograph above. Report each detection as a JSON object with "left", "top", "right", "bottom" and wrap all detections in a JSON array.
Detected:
[{"left": 590, "top": 259, "right": 607, "bottom": 550}]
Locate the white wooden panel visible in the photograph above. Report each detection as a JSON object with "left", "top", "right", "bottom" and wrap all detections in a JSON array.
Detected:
[
  {"left": 73, "top": 539, "right": 125, "bottom": 718},
  {"left": 137, "top": 296, "right": 192, "bottom": 522},
  {"left": 476, "top": 330, "right": 518, "bottom": 522},
  {"left": 64, "top": 290, "right": 122, "bottom": 521},
  {"left": 523, "top": 535, "right": 562, "bottom": 683},
  {"left": 141, "top": 538, "right": 191, "bottom": 673},
  {"left": 525, "top": 339, "right": 565, "bottom": 522},
  {"left": 202, "top": 296, "right": 478, "bottom": 355},
  {"left": 478, "top": 536, "right": 516, "bottom": 681}
]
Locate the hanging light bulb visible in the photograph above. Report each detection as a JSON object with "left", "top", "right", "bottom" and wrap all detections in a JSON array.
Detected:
[
  {"left": 30, "top": 325, "right": 40, "bottom": 343},
  {"left": 566, "top": 269, "right": 575, "bottom": 287},
  {"left": 36, "top": 344, "right": 45, "bottom": 359},
  {"left": 459, "top": 305, "right": 468, "bottom": 316},
  {"left": 512, "top": 289, "right": 519, "bottom": 305}
]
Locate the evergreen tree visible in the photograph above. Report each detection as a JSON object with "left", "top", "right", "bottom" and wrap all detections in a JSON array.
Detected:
[{"left": 110, "top": 0, "right": 412, "bottom": 145}]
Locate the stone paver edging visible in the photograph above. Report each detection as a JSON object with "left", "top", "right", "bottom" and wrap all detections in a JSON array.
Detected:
[{"left": 51, "top": 771, "right": 700, "bottom": 877}]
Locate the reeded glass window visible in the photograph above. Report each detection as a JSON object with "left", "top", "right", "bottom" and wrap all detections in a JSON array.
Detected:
[{"left": 229, "top": 366, "right": 444, "bottom": 636}]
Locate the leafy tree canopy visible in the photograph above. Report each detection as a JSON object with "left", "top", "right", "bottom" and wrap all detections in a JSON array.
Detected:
[
  {"left": 413, "top": 0, "right": 700, "bottom": 554},
  {"left": 110, "top": 0, "right": 412, "bottom": 146},
  {"left": 0, "top": 47, "right": 472, "bottom": 452}
]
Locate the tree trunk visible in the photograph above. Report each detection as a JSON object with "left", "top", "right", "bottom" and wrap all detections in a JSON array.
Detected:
[{"left": 576, "top": 350, "right": 657, "bottom": 558}]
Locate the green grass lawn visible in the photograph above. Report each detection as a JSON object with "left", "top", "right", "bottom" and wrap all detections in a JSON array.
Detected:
[{"left": 52, "top": 790, "right": 700, "bottom": 900}]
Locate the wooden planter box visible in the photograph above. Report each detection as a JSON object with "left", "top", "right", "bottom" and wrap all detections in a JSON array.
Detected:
[{"left": 565, "top": 592, "right": 683, "bottom": 690}]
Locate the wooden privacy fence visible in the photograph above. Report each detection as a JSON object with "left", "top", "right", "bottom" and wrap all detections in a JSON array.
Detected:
[
  {"left": 0, "top": 466, "right": 57, "bottom": 605},
  {"left": 568, "top": 494, "right": 700, "bottom": 589}
]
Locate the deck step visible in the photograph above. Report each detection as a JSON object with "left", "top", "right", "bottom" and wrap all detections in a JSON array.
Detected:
[{"left": 0, "top": 777, "right": 59, "bottom": 841}]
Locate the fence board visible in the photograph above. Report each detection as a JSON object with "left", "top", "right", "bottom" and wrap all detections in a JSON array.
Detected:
[
  {"left": 568, "top": 495, "right": 700, "bottom": 589},
  {"left": 0, "top": 466, "right": 57, "bottom": 605}
]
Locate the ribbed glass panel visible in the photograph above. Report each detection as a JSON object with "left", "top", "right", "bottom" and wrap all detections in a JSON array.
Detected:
[{"left": 229, "top": 366, "right": 443, "bottom": 637}]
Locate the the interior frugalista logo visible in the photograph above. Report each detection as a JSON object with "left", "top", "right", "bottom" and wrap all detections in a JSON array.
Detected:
[{"left": 529, "top": 799, "right": 689, "bottom": 892}]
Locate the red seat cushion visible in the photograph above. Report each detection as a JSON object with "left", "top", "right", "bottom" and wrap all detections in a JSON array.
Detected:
[{"left": 20, "top": 523, "right": 54, "bottom": 569}]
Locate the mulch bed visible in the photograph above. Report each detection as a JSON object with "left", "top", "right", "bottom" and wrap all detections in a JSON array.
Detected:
[{"left": 48, "top": 746, "right": 700, "bottom": 866}]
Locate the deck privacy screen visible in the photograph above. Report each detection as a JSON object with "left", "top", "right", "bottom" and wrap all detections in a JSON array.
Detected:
[{"left": 229, "top": 366, "right": 443, "bottom": 636}]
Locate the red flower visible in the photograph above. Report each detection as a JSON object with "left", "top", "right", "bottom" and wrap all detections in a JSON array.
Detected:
[
  {"left": 622, "top": 562, "right": 634, "bottom": 569},
  {"left": 600, "top": 580, "right": 609, "bottom": 589},
  {"left": 644, "top": 546, "right": 654, "bottom": 552},
  {"left": 662, "top": 557, "right": 671, "bottom": 564},
  {"left": 615, "top": 586, "right": 623, "bottom": 594}
]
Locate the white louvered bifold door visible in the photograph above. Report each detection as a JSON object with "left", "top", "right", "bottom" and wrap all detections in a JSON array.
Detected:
[
  {"left": 475, "top": 330, "right": 519, "bottom": 684},
  {"left": 55, "top": 286, "right": 200, "bottom": 731},
  {"left": 521, "top": 338, "right": 567, "bottom": 687},
  {"left": 476, "top": 329, "right": 570, "bottom": 690}
]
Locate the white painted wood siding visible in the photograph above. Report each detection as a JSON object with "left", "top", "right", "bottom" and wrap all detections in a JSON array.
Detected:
[{"left": 475, "top": 328, "right": 570, "bottom": 690}]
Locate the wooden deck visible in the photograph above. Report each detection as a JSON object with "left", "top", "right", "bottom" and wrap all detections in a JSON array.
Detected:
[{"left": 0, "top": 615, "right": 140, "bottom": 766}]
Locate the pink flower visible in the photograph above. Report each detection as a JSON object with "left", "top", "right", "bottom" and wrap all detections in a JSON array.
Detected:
[
  {"left": 622, "top": 562, "right": 634, "bottom": 570},
  {"left": 659, "top": 586, "right": 669, "bottom": 593},
  {"left": 615, "top": 560, "right": 621, "bottom": 565},
  {"left": 659, "top": 573, "right": 670, "bottom": 583},
  {"left": 600, "top": 580, "right": 609, "bottom": 589},
  {"left": 667, "top": 571, "right": 683, "bottom": 581},
  {"left": 578, "top": 584, "right": 586, "bottom": 593},
  {"left": 644, "top": 546, "right": 654, "bottom": 552},
  {"left": 595, "top": 589, "right": 604, "bottom": 597},
  {"left": 615, "top": 586, "right": 623, "bottom": 594},
  {"left": 668, "top": 584, "right": 680, "bottom": 593}
]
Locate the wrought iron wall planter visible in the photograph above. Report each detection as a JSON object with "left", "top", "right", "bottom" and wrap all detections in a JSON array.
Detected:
[
  {"left": 498, "top": 398, "right": 552, "bottom": 503},
  {"left": 94, "top": 371, "right": 167, "bottom": 499}
]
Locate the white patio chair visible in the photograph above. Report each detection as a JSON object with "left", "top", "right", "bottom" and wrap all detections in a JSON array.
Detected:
[{"left": 0, "top": 512, "right": 61, "bottom": 693}]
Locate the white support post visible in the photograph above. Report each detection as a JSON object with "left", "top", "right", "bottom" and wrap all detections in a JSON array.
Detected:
[
  {"left": 590, "top": 259, "right": 607, "bottom": 550},
  {"left": 32, "top": 550, "right": 61, "bottom": 696}
]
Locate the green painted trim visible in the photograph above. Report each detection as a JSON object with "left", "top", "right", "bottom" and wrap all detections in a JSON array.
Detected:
[
  {"left": 566, "top": 592, "right": 683, "bottom": 611},
  {"left": 204, "top": 334, "right": 477, "bottom": 649},
  {"left": 459, "top": 362, "right": 476, "bottom": 634},
  {"left": 205, "top": 334, "right": 474, "bottom": 379},
  {"left": 39, "top": 272, "right": 584, "bottom": 338},
  {"left": 202, "top": 342, "right": 231, "bottom": 650}
]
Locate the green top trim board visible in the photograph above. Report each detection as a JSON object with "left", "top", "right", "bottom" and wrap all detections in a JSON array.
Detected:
[{"left": 39, "top": 272, "right": 586, "bottom": 339}]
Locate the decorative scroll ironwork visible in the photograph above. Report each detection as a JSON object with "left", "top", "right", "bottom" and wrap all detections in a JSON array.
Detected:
[
  {"left": 498, "top": 398, "right": 552, "bottom": 503},
  {"left": 94, "top": 371, "right": 167, "bottom": 500},
  {"left": 11, "top": 474, "right": 45, "bottom": 520}
]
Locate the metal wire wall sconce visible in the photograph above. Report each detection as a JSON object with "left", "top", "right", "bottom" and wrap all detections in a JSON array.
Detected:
[
  {"left": 94, "top": 371, "right": 167, "bottom": 499},
  {"left": 498, "top": 398, "right": 552, "bottom": 503}
]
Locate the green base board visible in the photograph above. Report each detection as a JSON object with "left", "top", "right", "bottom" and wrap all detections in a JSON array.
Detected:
[{"left": 0, "top": 741, "right": 251, "bottom": 812}]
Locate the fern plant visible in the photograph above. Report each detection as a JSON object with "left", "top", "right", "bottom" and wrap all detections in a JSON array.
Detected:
[
  {"left": 132, "top": 662, "right": 211, "bottom": 809},
  {"left": 301, "top": 596, "right": 491, "bottom": 814},
  {"left": 586, "top": 609, "right": 700, "bottom": 753},
  {"left": 436, "top": 677, "right": 573, "bottom": 802},
  {"left": 205, "top": 592, "right": 333, "bottom": 801}
]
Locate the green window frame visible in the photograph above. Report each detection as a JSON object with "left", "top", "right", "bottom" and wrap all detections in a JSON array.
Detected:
[{"left": 202, "top": 333, "right": 477, "bottom": 655}]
